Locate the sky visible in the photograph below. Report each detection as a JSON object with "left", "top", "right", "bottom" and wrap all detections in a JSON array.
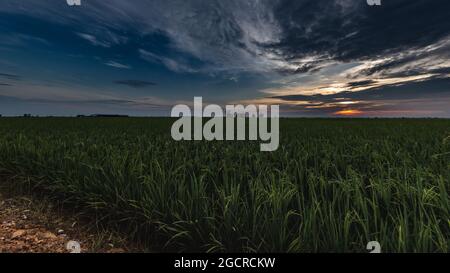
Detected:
[{"left": 0, "top": 0, "right": 449, "bottom": 117}]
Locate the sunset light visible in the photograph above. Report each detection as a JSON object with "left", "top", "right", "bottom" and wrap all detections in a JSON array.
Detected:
[{"left": 334, "top": 109, "right": 363, "bottom": 116}]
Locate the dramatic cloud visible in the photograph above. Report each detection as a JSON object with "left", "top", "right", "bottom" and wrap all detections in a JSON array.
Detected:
[
  {"left": 1, "top": 1, "right": 448, "bottom": 76},
  {"left": 268, "top": 77, "right": 450, "bottom": 117},
  {"left": 272, "top": 0, "right": 450, "bottom": 73},
  {"left": 274, "top": 77, "right": 450, "bottom": 101}
]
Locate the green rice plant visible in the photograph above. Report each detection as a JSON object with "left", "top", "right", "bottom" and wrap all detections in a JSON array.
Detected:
[{"left": 0, "top": 117, "right": 448, "bottom": 252}]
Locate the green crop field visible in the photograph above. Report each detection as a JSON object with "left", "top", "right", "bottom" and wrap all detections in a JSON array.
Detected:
[{"left": 0, "top": 117, "right": 448, "bottom": 252}]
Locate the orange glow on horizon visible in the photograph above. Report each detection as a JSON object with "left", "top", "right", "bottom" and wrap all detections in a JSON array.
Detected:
[{"left": 334, "top": 109, "right": 363, "bottom": 116}]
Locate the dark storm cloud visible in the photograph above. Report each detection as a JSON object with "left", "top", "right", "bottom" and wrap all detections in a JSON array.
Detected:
[
  {"left": 347, "top": 80, "right": 377, "bottom": 88},
  {"left": 351, "top": 39, "right": 450, "bottom": 78},
  {"left": 114, "top": 80, "right": 157, "bottom": 89},
  {"left": 0, "top": 83, "right": 11, "bottom": 86},
  {"left": 272, "top": 0, "right": 450, "bottom": 65},
  {"left": 430, "top": 67, "right": 450, "bottom": 75}
]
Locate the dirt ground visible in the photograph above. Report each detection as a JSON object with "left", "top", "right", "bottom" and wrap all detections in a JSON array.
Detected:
[{"left": 0, "top": 190, "right": 137, "bottom": 253}]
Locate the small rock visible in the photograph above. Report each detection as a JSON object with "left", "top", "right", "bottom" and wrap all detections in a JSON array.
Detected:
[
  {"left": 41, "top": 232, "right": 57, "bottom": 239},
  {"left": 57, "top": 229, "right": 64, "bottom": 234},
  {"left": 12, "top": 230, "right": 26, "bottom": 239}
]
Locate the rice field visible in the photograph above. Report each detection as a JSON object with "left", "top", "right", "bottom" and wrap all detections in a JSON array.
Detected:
[{"left": 0, "top": 117, "right": 448, "bottom": 252}]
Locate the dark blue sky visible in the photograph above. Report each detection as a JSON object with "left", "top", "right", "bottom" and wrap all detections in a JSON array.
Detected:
[{"left": 1, "top": 0, "right": 449, "bottom": 117}]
